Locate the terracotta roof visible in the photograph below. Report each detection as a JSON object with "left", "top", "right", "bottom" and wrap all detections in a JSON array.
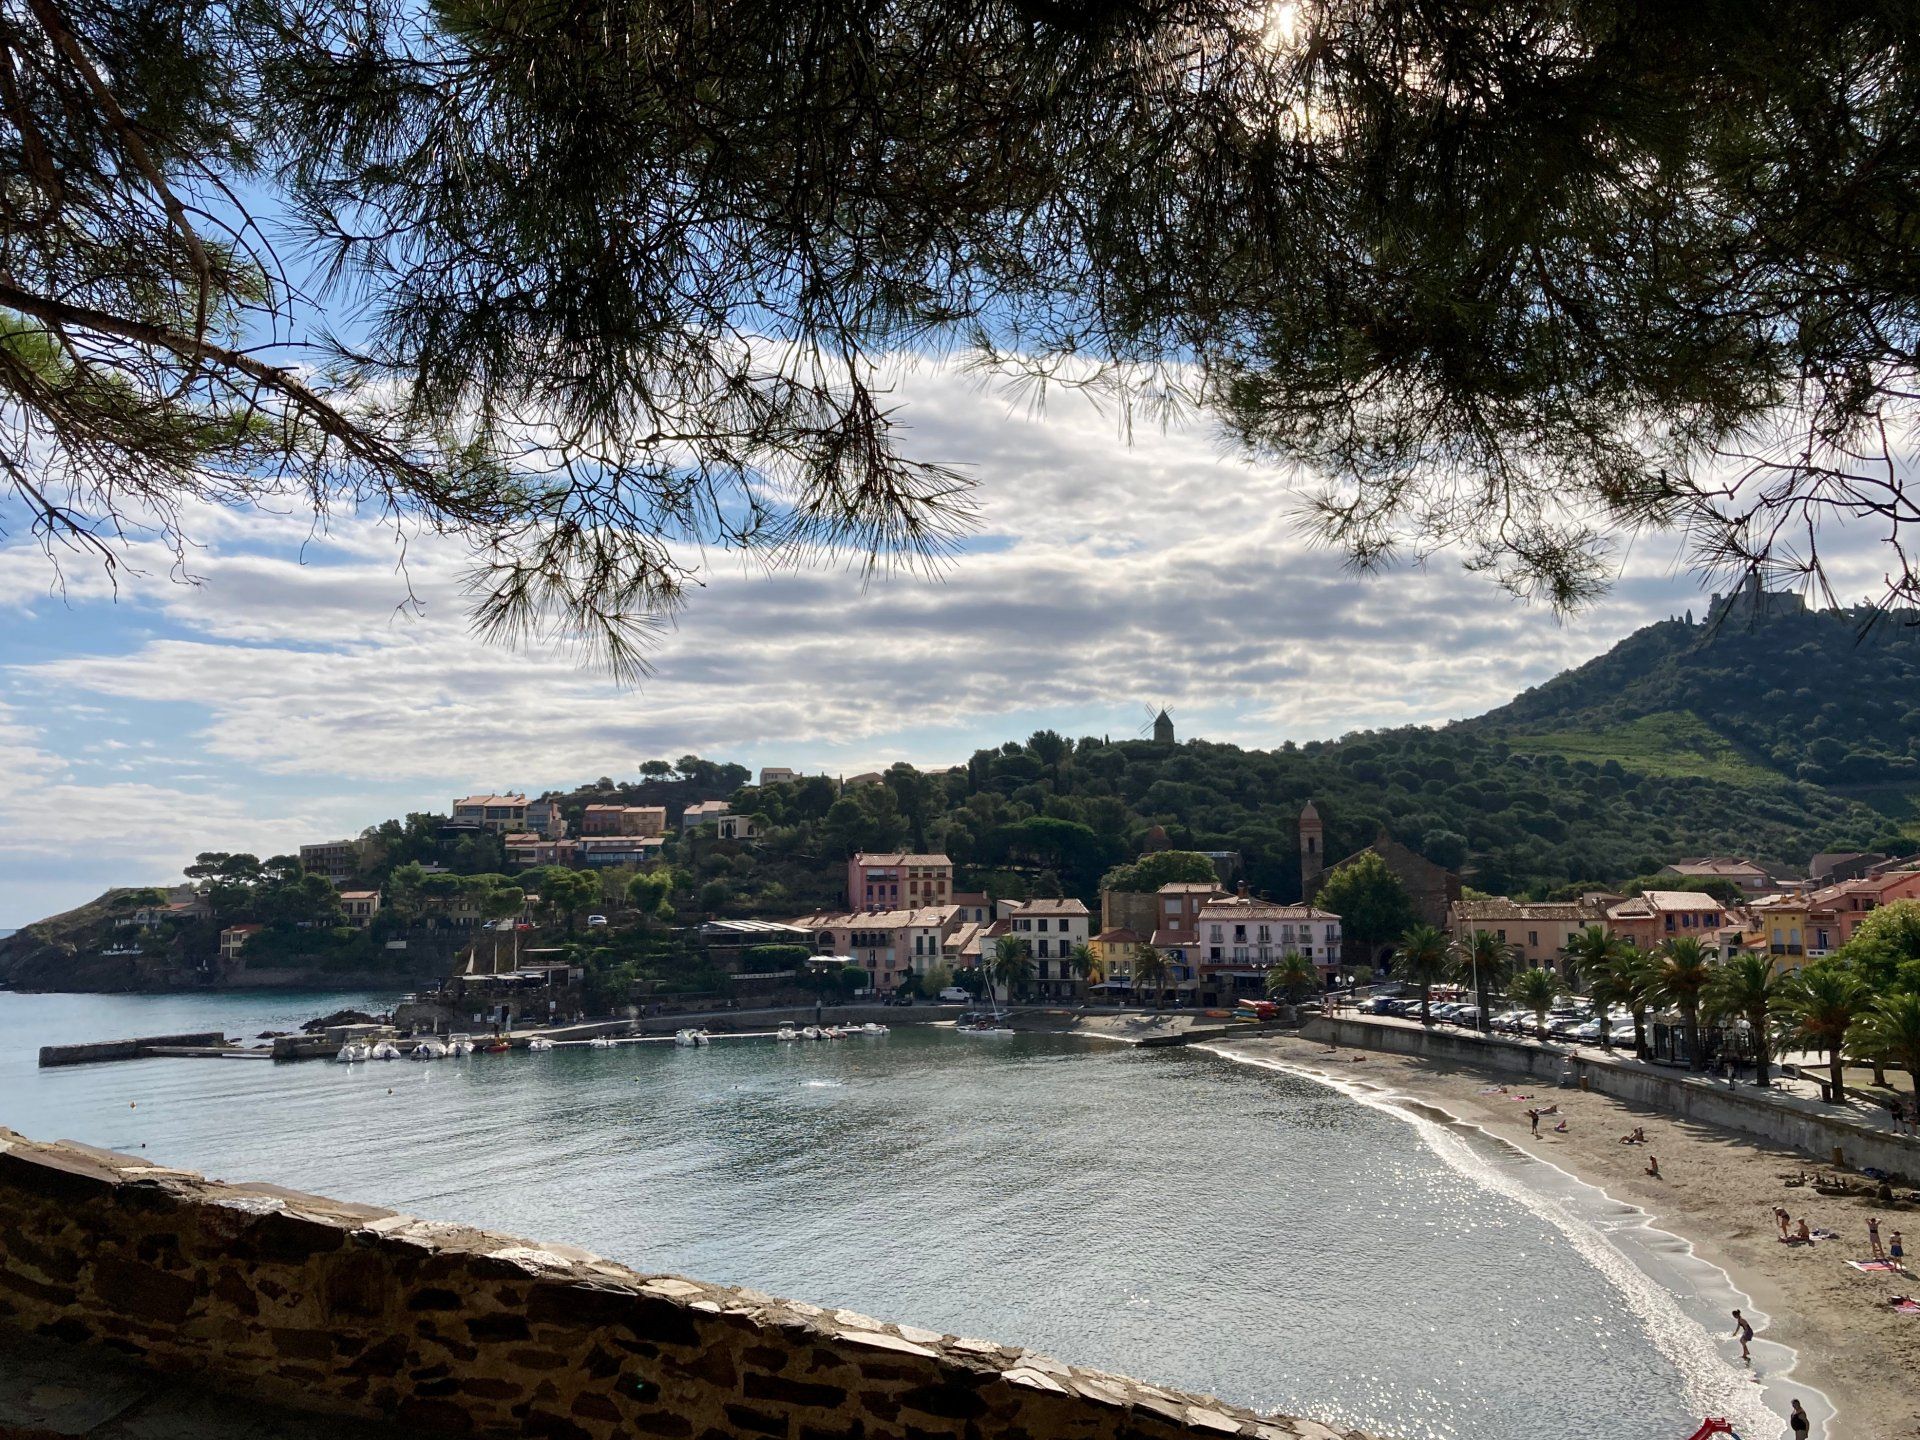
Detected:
[
  {"left": 1450, "top": 898, "right": 1600, "bottom": 923},
  {"left": 1664, "top": 858, "right": 1768, "bottom": 878},
  {"left": 1197, "top": 898, "right": 1340, "bottom": 922},
  {"left": 454, "top": 794, "right": 526, "bottom": 808},
  {"left": 1157, "top": 882, "right": 1223, "bottom": 894},
  {"left": 339, "top": 890, "right": 378, "bottom": 900},
  {"left": 1006, "top": 898, "right": 1090, "bottom": 916},
  {"left": 852, "top": 852, "right": 953, "bottom": 867},
  {"left": 1094, "top": 927, "right": 1143, "bottom": 945},
  {"left": 1150, "top": 929, "right": 1198, "bottom": 948}
]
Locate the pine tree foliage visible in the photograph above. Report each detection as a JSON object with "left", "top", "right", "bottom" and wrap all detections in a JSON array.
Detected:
[{"left": 7, "top": 0, "right": 1920, "bottom": 663}]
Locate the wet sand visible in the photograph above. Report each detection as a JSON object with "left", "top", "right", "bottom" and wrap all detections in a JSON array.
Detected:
[{"left": 1223, "top": 1034, "right": 1920, "bottom": 1440}]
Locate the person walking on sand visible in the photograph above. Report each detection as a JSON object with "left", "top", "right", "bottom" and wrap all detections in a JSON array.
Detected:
[
  {"left": 1870, "top": 1216, "right": 1885, "bottom": 1260},
  {"left": 1528, "top": 1108, "right": 1540, "bottom": 1137},
  {"left": 1892, "top": 1230, "right": 1906, "bottom": 1270},
  {"left": 1773, "top": 1206, "right": 1791, "bottom": 1241},
  {"left": 1730, "top": 1309, "right": 1753, "bottom": 1362},
  {"left": 1789, "top": 1398, "right": 1810, "bottom": 1438}
]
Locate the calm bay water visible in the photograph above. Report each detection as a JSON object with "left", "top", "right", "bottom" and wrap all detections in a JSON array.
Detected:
[{"left": 0, "top": 990, "right": 1782, "bottom": 1440}]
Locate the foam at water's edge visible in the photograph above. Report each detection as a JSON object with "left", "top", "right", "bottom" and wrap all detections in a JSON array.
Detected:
[{"left": 1197, "top": 1044, "right": 1836, "bottom": 1440}]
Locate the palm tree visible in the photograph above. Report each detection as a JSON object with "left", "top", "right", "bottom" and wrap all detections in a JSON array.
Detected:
[
  {"left": 1855, "top": 992, "right": 1920, "bottom": 1109},
  {"left": 1266, "top": 952, "right": 1319, "bottom": 1004},
  {"left": 1391, "top": 923, "right": 1451, "bottom": 1025},
  {"left": 1778, "top": 964, "right": 1868, "bottom": 1104},
  {"left": 1067, "top": 942, "right": 1100, "bottom": 1002},
  {"left": 1704, "top": 953, "right": 1780, "bottom": 1086},
  {"left": 1562, "top": 924, "right": 1628, "bottom": 1050},
  {"left": 989, "top": 936, "right": 1034, "bottom": 1007},
  {"left": 1650, "top": 935, "right": 1717, "bottom": 1070},
  {"left": 1451, "top": 930, "right": 1514, "bottom": 1034},
  {"left": 1607, "top": 946, "right": 1657, "bottom": 1059},
  {"left": 1131, "top": 944, "right": 1170, "bottom": 1010},
  {"left": 1509, "top": 967, "right": 1562, "bottom": 1040}
]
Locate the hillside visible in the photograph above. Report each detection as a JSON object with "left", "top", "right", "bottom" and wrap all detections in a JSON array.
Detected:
[{"left": 1467, "top": 605, "right": 1920, "bottom": 829}]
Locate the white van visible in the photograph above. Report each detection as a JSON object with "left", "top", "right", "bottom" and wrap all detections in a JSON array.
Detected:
[{"left": 936, "top": 987, "right": 971, "bottom": 1003}]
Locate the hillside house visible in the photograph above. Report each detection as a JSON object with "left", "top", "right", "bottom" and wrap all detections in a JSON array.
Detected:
[
  {"left": 846, "top": 852, "right": 953, "bottom": 912},
  {"left": 1448, "top": 897, "right": 1610, "bottom": 970}
]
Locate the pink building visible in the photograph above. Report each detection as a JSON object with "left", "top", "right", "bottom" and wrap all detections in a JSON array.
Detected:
[
  {"left": 1813, "top": 868, "right": 1920, "bottom": 944},
  {"left": 846, "top": 853, "right": 953, "bottom": 911},
  {"left": 790, "top": 905, "right": 961, "bottom": 993},
  {"left": 581, "top": 804, "right": 667, "bottom": 837},
  {"left": 1603, "top": 891, "right": 1736, "bottom": 951}
]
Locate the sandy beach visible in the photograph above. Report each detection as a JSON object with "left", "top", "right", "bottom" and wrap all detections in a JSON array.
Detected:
[{"left": 1218, "top": 1033, "right": 1920, "bottom": 1440}]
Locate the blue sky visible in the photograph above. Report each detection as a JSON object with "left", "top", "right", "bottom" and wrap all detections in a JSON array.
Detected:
[{"left": 0, "top": 359, "right": 1786, "bottom": 927}]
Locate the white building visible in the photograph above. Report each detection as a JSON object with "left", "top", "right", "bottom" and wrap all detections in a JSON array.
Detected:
[
  {"left": 759, "top": 766, "right": 798, "bottom": 787},
  {"left": 999, "top": 898, "right": 1092, "bottom": 1000},
  {"left": 1196, "top": 897, "right": 1343, "bottom": 993}
]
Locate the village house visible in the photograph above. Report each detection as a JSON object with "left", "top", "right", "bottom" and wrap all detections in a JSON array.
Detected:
[
  {"left": 505, "top": 834, "right": 578, "bottom": 869},
  {"left": 790, "top": 905, "right": 962, "bottom": 993},
  {"left": 680, "top": 799, "right": 731, "bottom": 830},
  {"left": 758, "top": 766, "right": 798, "bottom": 787},
  {"left": 218, "top": 923, "right": 264, "bottom": 962},
  {"left": 1143, "top": 881, "right": 1227, "bottom": 991},
  {"left": 1658, "top": 857, "right": 1779, "bottom": 894},
  {"left": 298, "top": 839, "right": 359, "bottom": 885},
  {"left": 1447, "top": 896, "right": 1610, "bottom": 970},
  {"left": 1603, "top": 891, "right": 1737, "bottom": 951},
  {"left": 581, "top": 804, "right": 667, "bottom": 838},
  {"left": 952, "top": 891, "right": 992, "bottom": 925},
  {"left": 339, "top": 890, "right": 381, "bottom": 929},
  {"left": 1745, "top": 892, "right": 1840, "bottom": 967},
  {"left": 998, "top": 898, "right": 1092, "bottom": 999},
  {"left": 451, "top": 794, "right": 529, "bottom": 834},
  {"left": 846, "top": 852, "right": 953, "bottom": 911},
  {"left": 575, "top": 835, "right": 664, "bottom": 869},
  {"left": 1089, "top": 926, "right": 1143, "bottom": 984},
  {"left": 1810, "top": 866, "right": 1920, "bottom": 945},
  {"left": 523, "top": 799, "right": 568, "bottom": 838},
  {"left": 1196, "top": 896, "right": 1344, "bottom": 994}
]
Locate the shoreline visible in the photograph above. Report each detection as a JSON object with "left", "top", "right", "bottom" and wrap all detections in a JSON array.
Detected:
[{"left": 1213, "top": 1033, "right": 1919, "bottom": 1440}]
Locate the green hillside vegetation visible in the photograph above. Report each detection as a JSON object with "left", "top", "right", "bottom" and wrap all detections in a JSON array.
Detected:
[
  {"left": 1500, "top": 712, "right": 1781, "bottom": 786},
  {"left": 1475, "top": 607, "right": 1920, "bottom": 803}
]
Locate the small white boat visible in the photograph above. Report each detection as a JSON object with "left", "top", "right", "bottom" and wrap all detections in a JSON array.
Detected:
[
  {"left": 856, "top": 1023, "right": 888, "bottom": 1035},
  {"left": 334, "top": 1042, "right": 368, "bottom": 1063},
  {"left": 370, "top": 1042, "right": 402, "bottom": 1060},
  {"left": 801, "top": 1025, "right": 824, "bottom": 1040},
  {"left": 526, "top": 1037, "right": 555, "bottom": 1052},
  {"left": 776, "top": 1027, "right": 800, "bottom": 1042},
  {"left": 409, "top": 1040, "right": 447, "bottom": 1060},
  {"left": 588, "top": 1036, "right": 616, "bottom": 1049},
  {"left": 446, "top": 1037, "right": 476, "bottom": 1055},
  {"left": 673, "top": 1028, "right": 711, "bottom": 1048}
]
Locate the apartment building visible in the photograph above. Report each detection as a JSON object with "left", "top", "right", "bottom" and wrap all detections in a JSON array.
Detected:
[
  {"left": 1447, "top": 896, "right": 1610, "bottom": 970},
  {"left": 846, "top": 852, "right": 953, "bottom": 911},
  {"left": 451, "top": 794, "right": 529, "bottom": 834},
  {"left": 298, "top": 840, "right": 359, "bottom": 884},
  {"left": 999, "top": 898, "right": 1092, "bottom": 999},
  {"left": 1196, "top": 897, "right": 1344, "bottom": 991},
  {"left": 581, "top": 804, "right": 667, "bottom": 838}
]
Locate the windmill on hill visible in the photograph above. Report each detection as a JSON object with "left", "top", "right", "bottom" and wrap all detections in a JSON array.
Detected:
[{"left": 1137, "top": 701, "right": 1176, "bottom": 747}]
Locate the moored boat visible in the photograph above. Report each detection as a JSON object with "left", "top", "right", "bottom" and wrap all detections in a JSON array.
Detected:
[
  {"left": 409, "top": 1040, "right": 447, "bottom": 1060},
  {"left": 673, "top": 1028, "right": 711, "bottom": 1047},
  {"left": 801, "top": 1026, "right": 824, "bottom": 1040},
  {"left": 587, "top": 1035, "right": 616, "bottom": 1049},
  {"left": 526, "top": 1037, "right": 554, "bottom": 1052},
  {"left": 334, "top": 1042, "right": 368, "bottom": 1063},
  {"left": 370, "top": 1041, "right": 401, "bottom": 1060},
  {"left": 776, "top": 1027, "right": 800, "bottom": 1042}
]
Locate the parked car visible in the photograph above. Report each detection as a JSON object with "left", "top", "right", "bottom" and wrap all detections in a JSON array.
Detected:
[
  {"left": 936, "top": 987, "right": 971, "bottom": 1003},
  {"left": 586, "top": 914, "right": 608, "bottom": 927}
]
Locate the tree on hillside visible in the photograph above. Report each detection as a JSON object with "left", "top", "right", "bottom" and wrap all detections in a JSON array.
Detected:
[
  {"left": 1316, "top": 853, "right": 1417, "bottom": 970},
  {"left": 1780, "top": 964, "right": 1869, "bottom": 1105},
  {"left": 1099, "top": 851, "right": 1220, "bottom": 895},
  {"left": 1391, "top": 923, "right": 1451, "bottom": 1025},
  {"left": 1705, "top": 954, "right": 1781, "bottom": 1086},
  {"left": 1650, "top": 936, "right": 1717, "bottom": 1071},
  {"left": 1509, "top": 968, "right": 1562, "bottom": 1040},
  {"left": 625, "top": 870, "right": 675, "bottom": 926}
]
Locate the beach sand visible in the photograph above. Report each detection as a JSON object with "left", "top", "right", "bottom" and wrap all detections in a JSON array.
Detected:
[{"left": 1223, "top": 1033, "right": 1920, "bottom": 1440}]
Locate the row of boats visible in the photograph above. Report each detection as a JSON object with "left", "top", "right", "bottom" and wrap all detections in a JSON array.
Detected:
[
  {"left": 334, "top": 1024, "right": 894, "bottom": 1060},
  {"left": 336, "top": 1035, "right": 554, "bottom": 1062},
  {"left": 776, "top": 1023, "right": 889, "bottom": 1041}
]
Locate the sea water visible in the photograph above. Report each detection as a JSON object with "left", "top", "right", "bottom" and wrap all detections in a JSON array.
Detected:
[{"left": 0, "top": 991, "right": 1785, "bottom": 1440}]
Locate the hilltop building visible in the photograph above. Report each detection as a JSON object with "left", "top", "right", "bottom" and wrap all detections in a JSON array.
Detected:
[
  {"left": 846, "top": 853, "right": 953, "bottom": 911},
  {"left": 298, "top": 840, "right": 360, "bottom": 885},
  {"left": 1707, "top": 573, "right": 1807, "bottom": 624},
  {"left": 581, "top": 804, "right": 667, "bottom": 838},
  {"left": 450, "top": 794, "right": 529, "bottom": 834}
]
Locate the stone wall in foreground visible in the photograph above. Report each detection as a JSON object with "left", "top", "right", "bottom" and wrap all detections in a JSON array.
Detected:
[{"left": 0, "top": 1128, "right": 1366, "bottom": 1440}]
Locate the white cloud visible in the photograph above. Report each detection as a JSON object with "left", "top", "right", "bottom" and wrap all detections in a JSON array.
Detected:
[{"left": 1, "top": 358, "right": 1737, "bottom": 922}]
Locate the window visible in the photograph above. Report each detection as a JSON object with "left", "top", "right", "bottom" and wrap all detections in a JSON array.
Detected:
[
  {"left": 1258, "top": 925, "right": 1271, "bottom": 943},
  {"left": 1165, "top": 900, "right": 1180, "bottom": 914},
  {"left": 1258, "top": 945, "right": 1271, "bottom": 962},
  {"left": 1209, "top": 946, "right": 1222, "bottom": 961},
  {"left": 1233, "top": 946, "right": 1248, "bottom": 962},
  {"left": 1496, "top": 929, "right": 1506, "bottom": 941},
  {"left": 1233, "top": 925, "right": 1247, "bottom": 942},
  {"left": 1209, "top": 925, "right": 1223, "bottom": 942},
  {"left": 1038, "top": 939, "right": 1051, "bottom": 957},
  {"left": 1528, "top": 931, "right": 1539, "bottom": 947}
]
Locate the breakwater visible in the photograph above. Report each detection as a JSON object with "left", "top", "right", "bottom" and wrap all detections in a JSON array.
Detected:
[
  {"left": 38, "top": 1031, "right": 227, "bottom": 1067},
  {"left": 0, "top": 1127, "right": 1366, "bottom": 1440}
]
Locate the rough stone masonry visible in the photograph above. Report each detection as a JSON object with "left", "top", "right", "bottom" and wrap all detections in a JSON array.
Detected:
[{"left": 0, "top": 1128, "right": 1371, "bottom": 1440}]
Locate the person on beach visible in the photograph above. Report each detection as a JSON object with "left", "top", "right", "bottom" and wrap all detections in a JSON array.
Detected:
[
  {"left": 1892, "top": 1230, "right": 1906, "bottom": 1269},
  {"left": 1794, "top": 1218, "right": 1813, "bottom": 1244},
  {"left": 1730, "top": 1309, "right": 1753, "bottom": 1362},
  {"left": 1528, "top": 1108, "right": 1540, "bottom": 1137},
  {"left": 1553, "top": 1118, "right": 1568, "bottom": 1133},
  {"left": 1773, "top": 1206, "right": 1791, "bottom": 1240},
  {"left": 1645, "top": 1155, "right": 1660, "bottom": 1177},
  {"left": 1619, "top": 1127, "right": 1646, "bottom": 1144},
  {"left": 1870, "top": 1216, "right": 1885, "bottom": 1259},
  {"left": 1789, "top": 1398, "right": 1810, "bottom": 1438}
]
